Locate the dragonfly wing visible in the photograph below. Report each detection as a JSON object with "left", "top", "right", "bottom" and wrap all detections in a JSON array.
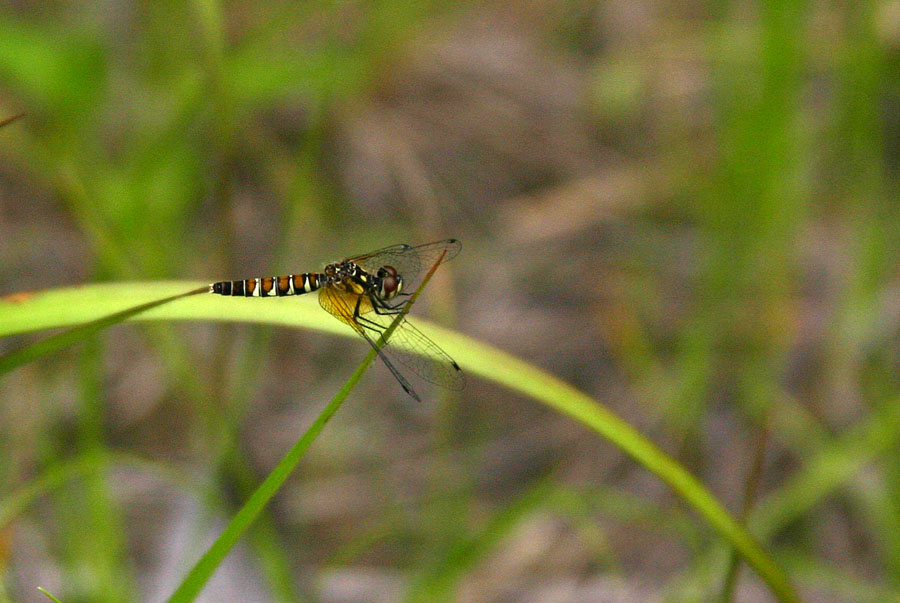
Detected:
[
  {"left": 316, "top": 240, "right": 464, "bottom": 397},
  {"left": 386, "top": 318, "right": 465, "bottom": 390},
  {"left": 318, "top": 285, "right": 366, "bottom": 334},
  {"left": 355, "top": 310, "right": 465, "bottom": 391},
  {"left": 349, "top": 239, "right": 461, "bottom": 287},
  {"left": 319, "top": 284, "right": 422, "bottom": 399}
]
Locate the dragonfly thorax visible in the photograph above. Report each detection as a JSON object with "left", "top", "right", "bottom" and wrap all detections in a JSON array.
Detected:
[
  {"left": 322, "top": 261, "right": 401, "bottom": 300},
  {"left": 323, "top": 261, "right": 358, "bottom": 284}
]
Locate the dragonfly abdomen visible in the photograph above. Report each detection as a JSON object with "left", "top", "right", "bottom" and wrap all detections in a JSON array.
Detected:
[{"left": 210, "top": 273, "right": 323, "bottom": 297}]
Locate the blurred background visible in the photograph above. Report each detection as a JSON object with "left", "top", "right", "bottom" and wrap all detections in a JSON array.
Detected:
[{"left": 2, "top": 1, "right": 900, "bottom": 601}]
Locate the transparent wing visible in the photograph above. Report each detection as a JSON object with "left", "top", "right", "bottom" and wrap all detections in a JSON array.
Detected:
[
  {"left": 353, "top": 307, "right": 465, "bottom": 391},
  {"left": 346, "top": 239, "right": 461, "bottom": 289},
  {"left": 380, "top": 316, "right": 465, "bottom": 390},
  {"left": 318, "top": 284, "right": 464, "bottom": 393},
  {"left": 318, "top": 284, "right": 368, "bottom": 334}
]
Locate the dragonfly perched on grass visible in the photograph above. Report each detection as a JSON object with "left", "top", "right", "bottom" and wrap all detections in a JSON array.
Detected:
[{"left": 210, "top": 239, "right": 464, "bottom": 401}]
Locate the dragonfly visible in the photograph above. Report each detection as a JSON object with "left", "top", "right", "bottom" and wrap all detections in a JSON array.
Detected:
[{"left": 209, "top": 239, "right": 464, "bottom": 401}]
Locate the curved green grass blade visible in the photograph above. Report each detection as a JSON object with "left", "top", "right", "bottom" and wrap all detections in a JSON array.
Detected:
[
  {"left": 0, "top": 285, "right": 207, "bottom": 376},
  {"left": 0, "top": 281, "right": 798, "bottom": 602},
  {"left": 36, "top": 587, "right": 63, "bottom": 603}
]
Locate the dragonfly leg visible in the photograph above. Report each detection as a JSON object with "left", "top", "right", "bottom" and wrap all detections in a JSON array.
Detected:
[
  {"left": 370, "top": 295, "right": 408, "bottom": 315},
  {"left": 353, "top": 298, "right": 400, "bottom": 334},
  {"left": 354, "top": 297, "right": 407, "bottom": 330}
]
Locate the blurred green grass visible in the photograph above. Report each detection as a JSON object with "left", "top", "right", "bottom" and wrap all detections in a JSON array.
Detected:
[
  {"left": 2, "top": 1, "right": 899, "bottom": 602},
  {"left": 0, "top": 281, "right": 797, "bottom": 600}
]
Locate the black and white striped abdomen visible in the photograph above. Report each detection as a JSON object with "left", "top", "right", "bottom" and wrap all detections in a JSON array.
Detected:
[{"left": 210, "top": 273, "right": 323, "bottom": 297}]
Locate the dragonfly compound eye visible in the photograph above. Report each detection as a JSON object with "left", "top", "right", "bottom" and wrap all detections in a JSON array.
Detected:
[{"left": 378, "top": 265, "right": 402, "bottom": 299}]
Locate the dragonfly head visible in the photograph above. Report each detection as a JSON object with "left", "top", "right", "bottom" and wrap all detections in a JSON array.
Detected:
[{"left": 376, "top": 265, "right": 403, "bottom": 300}]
